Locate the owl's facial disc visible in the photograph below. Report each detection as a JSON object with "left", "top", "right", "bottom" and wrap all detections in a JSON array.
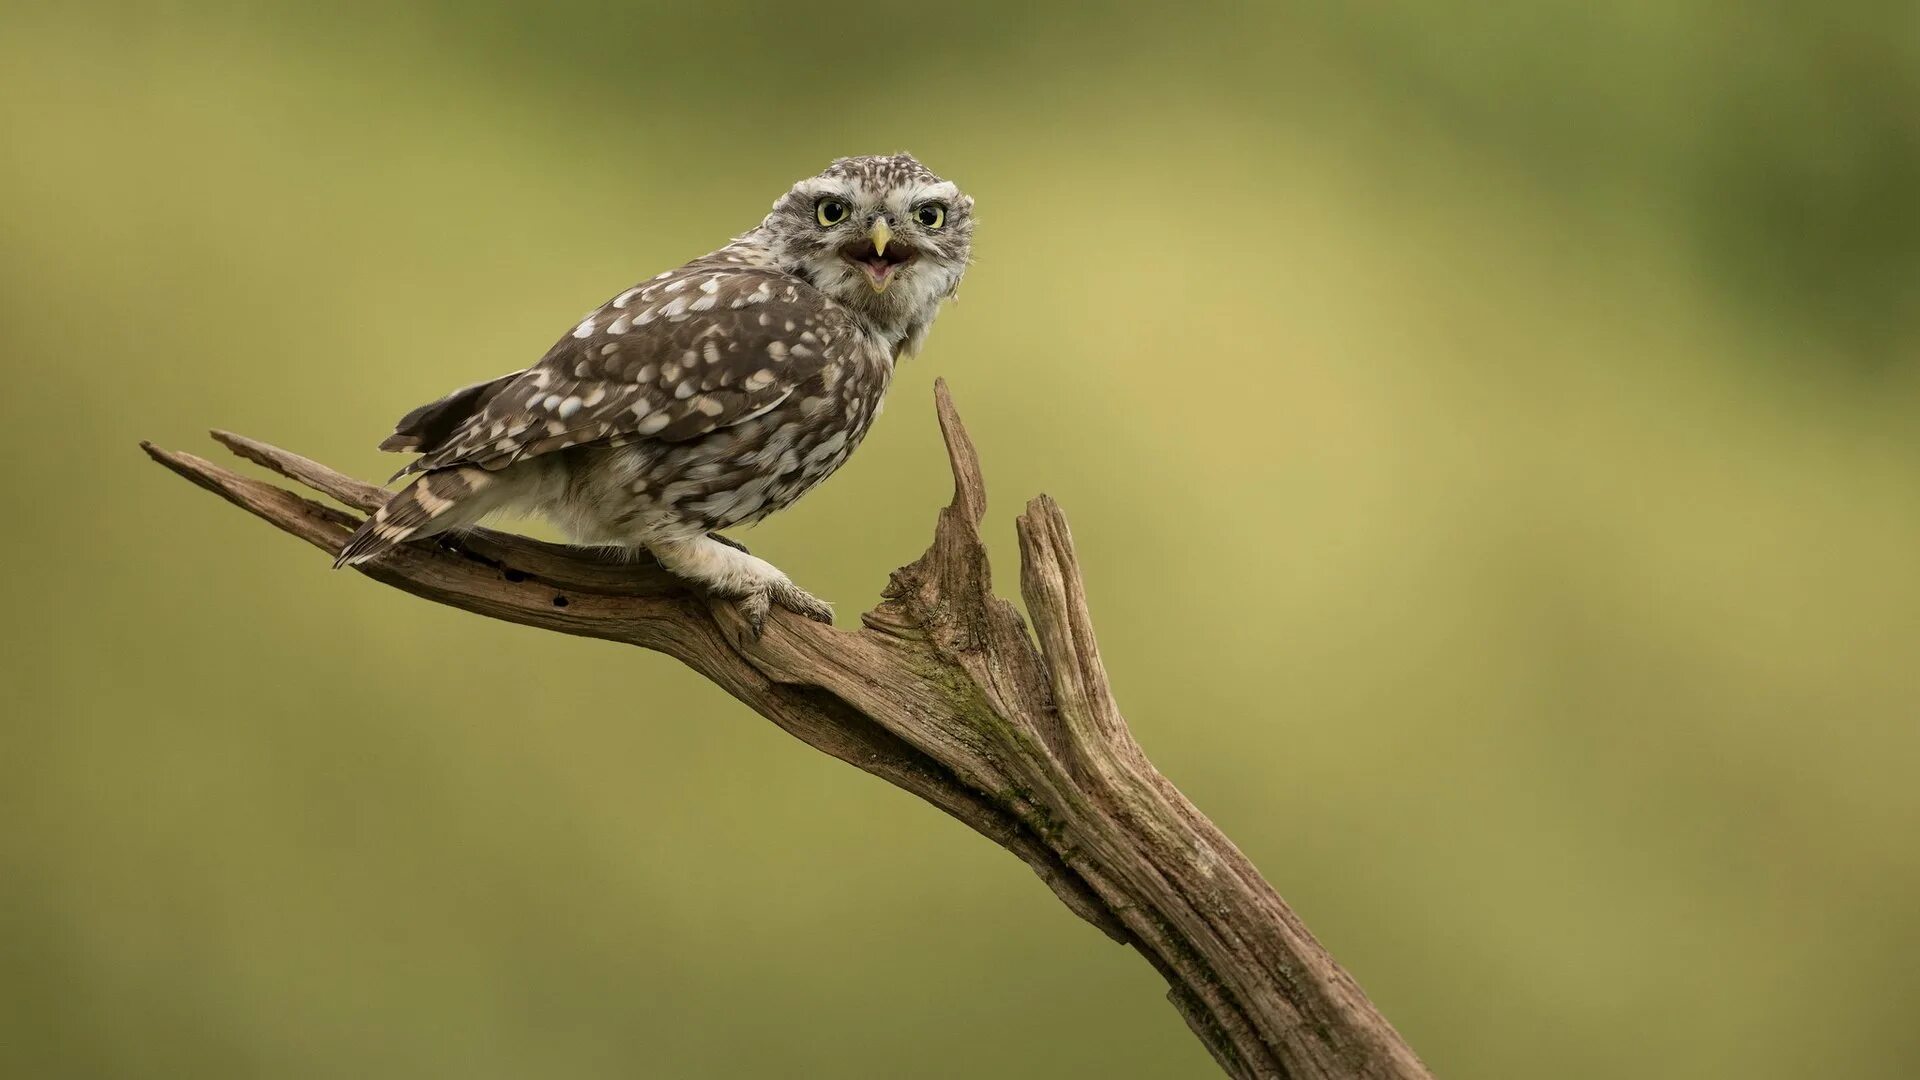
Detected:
[{"left": 842, "top": 220, "right": 915, "bottom": 292}]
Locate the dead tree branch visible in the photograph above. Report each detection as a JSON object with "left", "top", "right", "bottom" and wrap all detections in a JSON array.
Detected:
[{"left": 142, "top": 380, "right": 1430, "bottom": 1080}]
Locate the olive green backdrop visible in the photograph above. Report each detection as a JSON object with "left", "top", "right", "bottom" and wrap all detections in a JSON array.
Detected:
[{"left": 4, "top": 2, "right": 1917, "bottom": 1077}]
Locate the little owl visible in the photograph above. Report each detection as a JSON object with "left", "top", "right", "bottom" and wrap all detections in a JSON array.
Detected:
[{"left": 336, "top": 154, "right": 974, "bottom": 632}]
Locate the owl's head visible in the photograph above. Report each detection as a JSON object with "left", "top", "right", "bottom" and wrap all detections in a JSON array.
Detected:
[{"left": 761, "top": 153, "right": 973, "bottom": 349}]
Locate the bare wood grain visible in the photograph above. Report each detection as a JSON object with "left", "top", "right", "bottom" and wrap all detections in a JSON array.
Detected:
[{"left": 143, "top": 381, "right": 1431, "bottom": 1080}]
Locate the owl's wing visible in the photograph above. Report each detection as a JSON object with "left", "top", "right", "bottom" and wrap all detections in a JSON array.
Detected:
[{"left": 392, "top": 267, "right": 859, "bottom": 477}]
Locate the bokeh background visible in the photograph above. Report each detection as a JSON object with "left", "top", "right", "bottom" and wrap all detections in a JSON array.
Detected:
[{"left": 4, "top": 2, "right": 1918, "bottom": 1076}]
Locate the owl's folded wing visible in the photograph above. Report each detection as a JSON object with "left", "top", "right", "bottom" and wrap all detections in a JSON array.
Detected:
[{"left": 388, "top": 266, "right": 858, "bottom": 478}]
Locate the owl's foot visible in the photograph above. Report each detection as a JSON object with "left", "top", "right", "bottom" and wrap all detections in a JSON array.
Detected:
[
  {"left": 733, "top": 577, "right": 835, "bottom": 637},
  {"left": 647, "top": 534, "right": 833, "bottom": 637}
]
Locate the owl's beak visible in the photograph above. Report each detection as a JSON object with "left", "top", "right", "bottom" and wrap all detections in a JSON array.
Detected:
[{"left": 868, "top": 219, "right": 893, "bottom": 258}]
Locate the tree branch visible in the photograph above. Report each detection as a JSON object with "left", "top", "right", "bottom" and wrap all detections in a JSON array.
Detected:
[{"left": 142, "top": 381, "right": 1431, "bottom": 1080}]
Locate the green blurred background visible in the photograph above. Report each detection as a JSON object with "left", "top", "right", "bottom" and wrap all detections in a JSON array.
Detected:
[{"left": 4, "top": 1, "right": 1918, "bottom": 1076}]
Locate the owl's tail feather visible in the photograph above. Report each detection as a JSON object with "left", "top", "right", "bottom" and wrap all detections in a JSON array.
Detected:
[
  {"left": 379, "top": 371, "right": 521, "bottom": 455},
  {"left": 334, "top": 466, "right": 498, "bottom": 568}
]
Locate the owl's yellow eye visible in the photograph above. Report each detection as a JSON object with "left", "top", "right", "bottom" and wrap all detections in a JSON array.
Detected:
[
  {"left": 815, "top": 199, "right": 848, "bottom": 227},
  {"left": 914, "top": 203, "right": 946, "bottom": 230}
]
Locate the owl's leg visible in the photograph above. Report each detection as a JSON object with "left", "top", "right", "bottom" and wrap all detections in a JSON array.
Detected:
[{"left": 646, "top": 534, "right": 833, "bottom": 635}]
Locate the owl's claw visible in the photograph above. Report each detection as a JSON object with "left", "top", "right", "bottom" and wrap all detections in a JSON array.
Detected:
[
  {"left": 734, "top": 579, "right": 834, "bottom": 638},
  {"left": 736, "top": 590, "right": 772, "bottom": 637}
]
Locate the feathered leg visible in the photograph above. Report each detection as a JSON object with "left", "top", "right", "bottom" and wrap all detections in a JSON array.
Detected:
[{"left": 647, "top": 533, "right": 833, "bottom": 635}]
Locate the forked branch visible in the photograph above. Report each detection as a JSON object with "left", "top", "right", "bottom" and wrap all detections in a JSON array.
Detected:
[{"left": 142, "top": 381, "right": 1430, "bottom": 1080}]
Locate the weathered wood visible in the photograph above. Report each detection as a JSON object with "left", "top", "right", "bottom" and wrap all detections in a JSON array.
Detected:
[{"left": 143, "top": 381, "right": 1431, "bottom": 1080}]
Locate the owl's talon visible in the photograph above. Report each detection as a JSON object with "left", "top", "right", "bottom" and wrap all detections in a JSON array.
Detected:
[{"left": 736, "top": 590, "right": 772, "bottom": 638}]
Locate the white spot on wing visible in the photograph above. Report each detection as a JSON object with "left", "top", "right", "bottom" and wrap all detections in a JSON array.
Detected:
[
  {"left": 729, "top": 388, "right": 793, "bottom": 426},
  {"left": 807, "top": 431, "right": 849, "bottom": 463}
]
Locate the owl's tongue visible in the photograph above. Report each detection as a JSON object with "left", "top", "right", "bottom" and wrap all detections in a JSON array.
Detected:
[
  {"left": 862, "top": 257, "right": 898, "bottom": 288},
  {"left": 844, "top": 239, "right": 911, "bottom": 292}
]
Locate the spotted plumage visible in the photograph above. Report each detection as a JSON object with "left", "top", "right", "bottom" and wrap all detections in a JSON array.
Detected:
[{"left": 336, "top": 154, "right": 974, "bottom": 631}]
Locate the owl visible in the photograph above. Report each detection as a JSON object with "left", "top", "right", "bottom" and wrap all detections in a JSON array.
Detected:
[{"left": 335, "top": 154, "right": 975, "bottom": 632}]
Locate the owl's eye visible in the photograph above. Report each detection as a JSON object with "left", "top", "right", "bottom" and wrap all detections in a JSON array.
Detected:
[
  {"left": 915, "top": 203, "right": 947, "bottom": 230},
  {"left": 815, "top": 199, "right": 848, "bottom": 227}
]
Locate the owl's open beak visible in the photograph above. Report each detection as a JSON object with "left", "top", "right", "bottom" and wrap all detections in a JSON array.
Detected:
[{"left": 842, "top": 219, "right": 914, "bottom": 293}]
